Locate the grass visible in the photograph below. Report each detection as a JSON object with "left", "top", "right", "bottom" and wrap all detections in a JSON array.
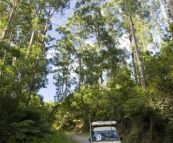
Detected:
[{"left": 7, "top": 129, "right": 77, "bottom": 143}]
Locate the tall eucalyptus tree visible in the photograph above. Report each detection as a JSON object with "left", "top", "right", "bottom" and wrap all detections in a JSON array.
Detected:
[
  {"left": 166, "top": 0, "right": 173, "bottom": 20},
  {"left": 74, "top": 0, "right": 125, "bottom": 89},
  {"left": 0, "top": 0, "right": 70, "bottom": 106},
  {"left": 0, "top": 0, "right": 21, "bottom": 41},
  {"left": 0, "top": 0, "right": 22, "bottom": 77},
  {"left": 149, "top": 1, "right": 163, "bottom": 49},
  {"left": 159, "top": 0, "right": 170, "bottom": 27},
  {"left": 111, "top": 0, "right": 147, "bottom": 90},
  {"left": 159, "top": 0, "right": 173, "bottom": 37},
  {"left": 66, "top": 16, "right": 88, "bottom": 92},
  {"left": 53, "top": 34, "right": 74, "bottom": 98},
  {"left": 25, "top": 0, "right": 70, "bottom": 106}
]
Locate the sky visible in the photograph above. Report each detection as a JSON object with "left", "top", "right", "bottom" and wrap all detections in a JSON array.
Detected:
[{"left": 38, "top": 0, "right": 76, "bottom": 102}]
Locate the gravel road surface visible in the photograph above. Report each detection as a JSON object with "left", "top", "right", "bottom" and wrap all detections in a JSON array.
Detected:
[{"left": 67, "top": 134, "right": 89, "bottom": 143}]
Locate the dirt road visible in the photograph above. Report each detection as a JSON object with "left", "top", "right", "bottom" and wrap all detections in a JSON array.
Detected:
[{"left": 67, "top": 134, "right": 89, "bottom": 143}]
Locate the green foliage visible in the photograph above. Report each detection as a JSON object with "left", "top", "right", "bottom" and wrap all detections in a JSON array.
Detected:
[
  {"left": 52, "top": 40, "right": 173, "bottom": 142},
  {"left": 0, "top": 103, "right": 53, "bottom": 143},
  {"left": 10, "top": 120, "right": 40, "bottom": 140},
  {"left": 1, "top": 0, "right": 173, "bottom": 143}
]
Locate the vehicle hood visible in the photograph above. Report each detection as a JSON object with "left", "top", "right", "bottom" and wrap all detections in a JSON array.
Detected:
[{"left": 92, "top": 141, "right": 121, "bottom": 143}]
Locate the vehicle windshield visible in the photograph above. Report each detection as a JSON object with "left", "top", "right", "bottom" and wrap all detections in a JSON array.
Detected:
[{"left": 92, "top": 130, "right": 120, "bottom": 142}]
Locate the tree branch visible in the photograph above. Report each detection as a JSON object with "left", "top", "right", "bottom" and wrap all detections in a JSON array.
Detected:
[{"left": 2, "top": 0, "right": 12, "bottom": 6}]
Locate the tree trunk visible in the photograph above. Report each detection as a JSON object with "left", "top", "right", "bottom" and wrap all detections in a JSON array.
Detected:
[
  {"left": 156, "top": 27, "right": 163, "bottom": 48},
  {"left": 129, "top": 16, "right": 146, "bottom": 90},
  {"left": 25, "top": 55, "right": 39, "bottom": 106},
  {"left": 136, "top": 15, "right": 147, "bottom": 51},
  {"left": 1, "top": 8, "right": 14, "bottom": 40},
  {"left": 129, "top": 34, "right": 138, "bottom": 83},
  {"left": 29, "top": 30, "right": 36, "bottom": 48},
  {"left": 78, "top": 54, "right": 81, "bottom": 92},
  {"left": 132, "top": 52, "right": 138, "bottom": 84},
  {"left": 26, "top": 8, "right": 43, "bottom": 58},
  {"left": 1, "top": 0, "right": 20, "bottom": 40},
  {"left": 159, "top": 0, "right": 170, "bottom": 28},
  {"left": 25, "top": 7, "right": 53, "bottom": 105},
  {"left": 25, "top": 52, "right": 43, "bottom": 106},
  {"left": 41, "top": 19, "right": 49, "bottom": 42},
  {"left": 166, "top": 0, "right": 173, "bottom": 20},
  {"left": 159, "top": 0, "right": 173, "bottom": 37},
  {"left": 97, "top": 34, "right": 103, "bottom": 89},
  {"left": 94, "top": 15, "right": 103, "bottom": 89},
  {"left": 26, "top": 30, "right": 36, "bottom": 57},
  {"left": 26, "top": 74, "right": 35, "bottom": 106},
  {"left": 64, "top": 76, "right": 68, "bottom": 98}
]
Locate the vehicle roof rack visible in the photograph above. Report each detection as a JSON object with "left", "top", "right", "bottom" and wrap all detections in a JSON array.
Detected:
[{"left": 91, "top": 121, "right": 117, "bottom": 127}]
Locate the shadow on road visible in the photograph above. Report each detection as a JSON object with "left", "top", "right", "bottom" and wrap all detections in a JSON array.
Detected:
[{"left": 67, "top": 134, "right": 90, "bottom": 143}]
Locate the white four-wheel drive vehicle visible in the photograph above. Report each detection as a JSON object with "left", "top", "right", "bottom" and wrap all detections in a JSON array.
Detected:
[{"left": 89, "top": 121, "right": 122, "bottom": 143}]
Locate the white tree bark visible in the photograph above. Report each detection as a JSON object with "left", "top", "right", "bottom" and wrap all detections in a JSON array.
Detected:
[
  {"left": 129, "top": 16, "right": 146, "bottom": 90},
  {"left": 78, "top": 43, "right": 82, "bottom": 92},
  {"left": 166, "top": 0, "right": 173, "bottom": 20},
  {"left": 159, "top": 0, "right": 170, "bottom": 27},
  {"left": 156, "top": 27, "right": 163, "bottom": 48}
]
